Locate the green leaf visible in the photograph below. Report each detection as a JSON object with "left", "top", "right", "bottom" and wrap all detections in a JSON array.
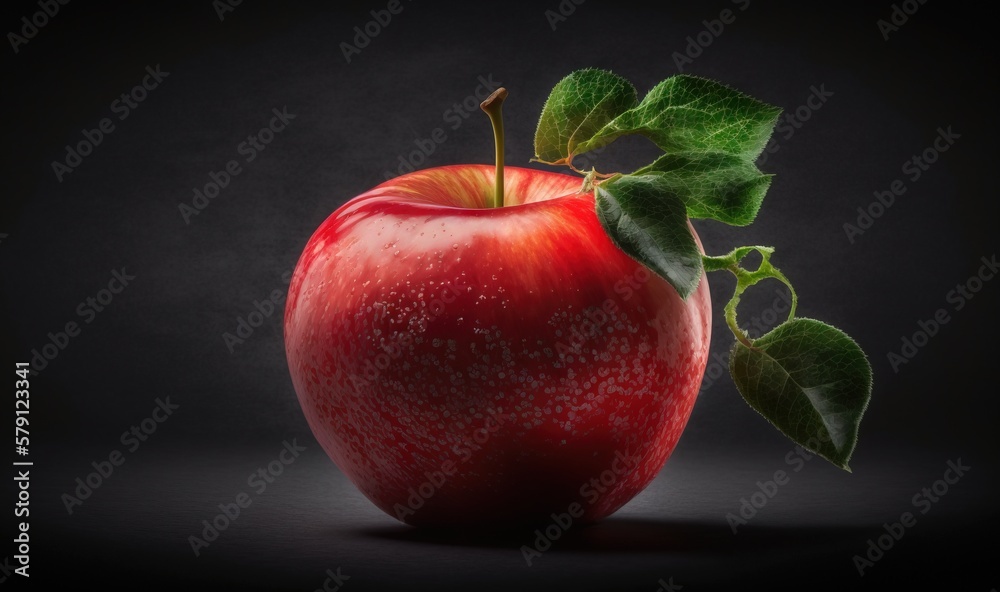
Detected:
[
  {"left": 595, "top": 174, "right": 703, "bottom": 299},
  {"left": 575, "top": 75, "right": 781, "bottom": 160},
  {"left": 635, "top": 153, "right": 773, "bottom": 226},
  {"left": 729, "top": 318, "right": 873, "bottom": 470},
  {"left": 533, "top": 68, "right": 637, "bottom": 165}
]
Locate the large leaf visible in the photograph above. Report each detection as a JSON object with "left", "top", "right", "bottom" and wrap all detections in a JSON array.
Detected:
[
  {"left": 729, "top": 318, "right": 873, "bottom": 470},
  {"left": 636, "top": 153, "right": 773, "bottom": 226},
  {"left": 575, "top": 75, "right": 781, "bottom": 160},
  {"left": 595, "top": 174, "right": 703, "bottom": 299},
  {"left": 533, "top": 69, "right": 637, "bottom": 165}
]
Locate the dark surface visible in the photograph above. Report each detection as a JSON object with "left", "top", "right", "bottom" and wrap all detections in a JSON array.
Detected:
[
  {"left": 28, "top": 444, "right": 996, "bottom": 590},
  {"left": 2, "top": 1, "right": 997, "bottom": 590}
]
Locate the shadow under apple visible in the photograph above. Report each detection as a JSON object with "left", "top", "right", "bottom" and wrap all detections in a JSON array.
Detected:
[{"left": 351, "top": 516, "right": 871, "bottom": 556}]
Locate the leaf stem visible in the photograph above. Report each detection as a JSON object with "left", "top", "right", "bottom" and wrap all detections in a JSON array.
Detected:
[
  {"left": 703, "top": 246, "right": 799, "bottom": 346},
  {"left": 480, "top": 88, "right": 508, "bottom": 208},
  {"left": 723, "top": 268, "right": 754, "bottom": 348}
]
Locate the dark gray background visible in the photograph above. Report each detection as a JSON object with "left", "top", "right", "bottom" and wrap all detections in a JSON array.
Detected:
[{"left": 2, "top": 1, "right": 997, "bottom": 590}]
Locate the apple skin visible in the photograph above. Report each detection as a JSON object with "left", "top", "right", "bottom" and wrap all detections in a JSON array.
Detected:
[{"left": 284, "top": 164, "right": 711, "bottom": 527}]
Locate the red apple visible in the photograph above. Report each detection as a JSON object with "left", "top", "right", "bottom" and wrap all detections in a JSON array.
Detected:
[{"left": 284, "top": 163, "right": 711, "bottom": 526}]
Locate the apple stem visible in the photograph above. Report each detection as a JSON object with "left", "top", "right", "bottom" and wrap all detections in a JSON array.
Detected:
[{"left": 481, "top": 88, "right": 508, "bottom": 208}]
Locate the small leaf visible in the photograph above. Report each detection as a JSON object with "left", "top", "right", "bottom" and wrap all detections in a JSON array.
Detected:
[
  {"left": 729, "top": 318, "right": 873, "bottom": 470},
  {"left": 575, "top": 75, "right": 781, "bottom": 160},
  {"left": 595, "top": 174, "right": 703, "bottom": 299},
  {"left": 533, "top": 69, "right": 637, "bottom": 165},
  {"left": 636, "top": 153, "right": 773, "bottom": 226}
]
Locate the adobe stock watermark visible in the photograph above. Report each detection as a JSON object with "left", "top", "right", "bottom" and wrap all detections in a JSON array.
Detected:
[
  {"left": 0, "top": 556, "right": 20, "bottom": 582},
  {"left": 520, "top": 449, "right": 641, "bottom": 566},
  {"left": 887, "top": 254, "right": 996, "bottom": 373},
  {"left": 757, "top": 84, "right": 833, "bottom": 166},
  {"left": 393, "top": 408, "right": 507, "bottom": 521},
  {"left": 178, "top": 106, "right": 296, "bottom": 224},
  {"left": 382, "top": 74, "right": 502, "bottom": 180},
  {"left": 223, "top": 269, "right": 292, "bottom": 353},
  {"left": 553, "top": 265, "right": 651, "bottom": 363},
  {"left": 672, "top": 0, "right": 751, "bottom": 72},
  {"left": 312, "top": 567, "right": 350, "bottom": 592},
  {"left": 568, "top": 142, "right": 607, "bottom": 171},
  {"left": 699, "top": 287, "right": 793, "bottom": 394},
  {"left": 725, "top": 428, "right": 831, "bottom": 533},
  {"left": 347, "top": 274, "right": 471, "bottom": 389},
  {"left": 656, "top": 577, "right": 683, "bottom": 592},
  {"left": 51, "top": 65, "right": 169, "bottom": 182},
  {"left": 877, "top": 0, "right": 929, "bottom": 41},
  {"left": 544, "top": 0, "right": 585, "bottom": 31},
  {"left": 852, "top": 457, "right": 970, "bottom": 577},
  {"left": 340, "top": 0, "right": 413, "bottom": 64},
  {"left": 843, "top": 125, "right": 959, "bottom": 243},
  {"left": 7, "top": 0, "right": 71, "bottom": 55},
  {"left": 188, "top": 439, "right": 306, "bottom": 557},
  {"left": 28, "top": 267, "right": 136, "bottom": 375},
  {"left": 60, "top": 397, "right": 180, "bottom": 514},
  {"left": 212, "top": 0, "right": 243, "bottom": 21}
]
